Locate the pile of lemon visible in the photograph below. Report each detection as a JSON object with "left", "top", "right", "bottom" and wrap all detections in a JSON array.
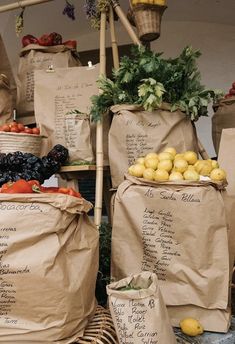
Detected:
[{"left": 128, "top": 147, "right": 226, "bottom": 182}]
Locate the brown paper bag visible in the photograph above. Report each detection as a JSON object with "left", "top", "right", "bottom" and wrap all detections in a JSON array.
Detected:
[
  {"left": 109, "top": 104, "right": 198, "bottom": 188},
  {"left": 107, "top": 271, "right": 176, "bottom": 344},
  {"left": 218, "top": 128, "right": 235, "bottom": 196},
  {"left": 0, "top": 35, "right": 16, "bottom": 108},
  {"left": 34, "top": 65, "right": 100, "bottom": 161},
  {"left": 212, "top": 97, "right": 235, "bottom": 155},
  {"left": 111, "top": 175, "right": 230, "bottom": 332},
  {"left": 0, "top": 74, "right": 13, "bottom": 125},
  {"left": 0, "top": 193, "right": 98, "bottom": 343},
  {"left": 16, "top": 44, "right": 81, "bottom": 123}
]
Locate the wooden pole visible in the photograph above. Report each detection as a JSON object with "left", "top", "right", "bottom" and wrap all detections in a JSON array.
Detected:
[
  {"left": 0, "top": 0, "right": 54, "bottom": 13},
  {"left": 111, "top": 0, "right": 141, "bottom": 46},
  {"left": 198, "top": 139, "right": 210, "bottom": 160},
  {"left": 94, "top": 10, "right": 106, "bottom": 228},
  {"left": 109, "top": 5, "right": 120, "bottom": 70}
]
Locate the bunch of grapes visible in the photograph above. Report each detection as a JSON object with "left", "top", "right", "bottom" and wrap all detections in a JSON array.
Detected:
[{"left": 0, "top": 145, "right": 69, "bottom": 186}]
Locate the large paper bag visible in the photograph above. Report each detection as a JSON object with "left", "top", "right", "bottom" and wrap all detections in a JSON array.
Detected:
[
  {"left": 111, "top": 175, "right": 230, "bottom": 332},
  {"left": 0, "top": 74, "right": 13, "bottom": 125},
  {"left": 107, "top": 271, "right": 177, "bottom": 344},
  {"left": 16, "top": 44, "right": 81, "bottom": 123},
  {"left": 218, "top": 128, "right": 235, "bottom": 196},
  {"left": 212, "top": 97, "right": 235, "bottom": 155},
  {"left": 0, "top": 35, "right": 16, "bottom": 108},
  {"left": 0, "top": 193, "right": 99, "bottom": 343},
  {"left": 34, "top": 65, "right": 99, "bottom": 161},
  {"left": 109, "top": 104, "right": 198, "bottom": 188}
]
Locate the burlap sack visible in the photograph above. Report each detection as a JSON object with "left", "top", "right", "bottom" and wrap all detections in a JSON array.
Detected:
[
  {"left": 0, "top": 193, "right": 98, "bottom": 343},
  {"left": 34, "top": 65, "right": 100, "bottom": 161},
  {"left": 107, "top": 271, "right": 177, "bottom": 344},
  {"left": 0, "top": 35, "right": 16, "bottom": 108},
  {"left": 0, "top": 74, "right": 13, "bottom": 125},
  {"left": 111, "top": 174, "right": 231, "bottom": 332},
  {"left": 109, "top": 104, "right": 198, "bottom": 188},
  {"left": 212, "top": 97, "right": 235, "bottom": 155},
  {"left": 16, "top": 44, "right": 81, "bottom": 123}
]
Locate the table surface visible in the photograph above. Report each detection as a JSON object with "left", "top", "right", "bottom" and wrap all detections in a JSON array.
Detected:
[{"left": 174, "top": 317, "right": 235, "bottom": 343}]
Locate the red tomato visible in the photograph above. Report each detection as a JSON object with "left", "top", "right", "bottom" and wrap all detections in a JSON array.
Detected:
[
  {"left": 32, "top": 127, "right": 40, "bottom": 135},
  {"left": 2, "top": 124, "right": 10, "bottom": 132},
  {"left": 17, "top": 123, "right": 25, "bottom": 131},
  {"left": 24, "top": 127, "right": 33, "bottom": 134},
  {"left": 8, "top": 121, "right": 18, "bottom": 128},
  {"left": 10, "top": 127, "right": 20, "bottom": 133}
]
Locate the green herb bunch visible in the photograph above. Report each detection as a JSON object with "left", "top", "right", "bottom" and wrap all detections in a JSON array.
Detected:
[{"left": 90, "top": 45, "right": 223, "bottom": 122}]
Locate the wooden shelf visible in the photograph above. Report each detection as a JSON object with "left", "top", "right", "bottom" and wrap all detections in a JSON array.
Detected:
[{"left": 60, "top": 165, "right": 97, "bottom": 173}]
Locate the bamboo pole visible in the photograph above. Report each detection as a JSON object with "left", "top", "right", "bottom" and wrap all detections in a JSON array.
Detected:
[
  {"left": 111, "top": 0, "right": 141, "bottom": 46},
  {"left": 0, "top": 0, "right": 54, "bottom": 13},
  {"left": 198, "top": 139, "right": 210, "bottom": 160},
  {"left": 109, "top": 5, "right": 119, "bottom": 70},
  {"left": 94, "top": 10, "right": 106, "bottom": 228}
]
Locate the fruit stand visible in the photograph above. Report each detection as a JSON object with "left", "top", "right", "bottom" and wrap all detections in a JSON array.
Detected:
[{"left": 0, "top": 0, "right": 234, "bottom": 343}]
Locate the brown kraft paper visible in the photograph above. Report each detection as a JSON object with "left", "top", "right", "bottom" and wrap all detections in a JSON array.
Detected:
[
  {"left": 111, "top": 174, "right": 231, "bottom": 332},
  {"left": 107, "top": 271, "right": 177, "bottom": 344},
  {"left": 0, "top": 74, "right": 13, "bottom": 125},
  {"left": 212, "top": 97, "right": 235, "bottom": 155},
  {"left": 34, "top": 65, "right": 99, "bottom": 161},
  {"left": 109, "top": 104, "right": 198, "bottom": 189},
  {"left": 16, "top": 44, "right": 81, "bottom": 123},
  {"left": 0, "top": 193, "right": 98, "bottom": 343}
]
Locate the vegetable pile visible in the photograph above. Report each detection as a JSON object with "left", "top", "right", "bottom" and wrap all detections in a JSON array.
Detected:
[
  {"left": 0, "top": 179, "right": 81, "bottom": 198},
  {"left": 0, "top": 144, "right": 68, "bottom": 186},
  {"left": 91, "top": 46, "right": 222, "bottom": 121},
  {"left": 22, "top": 32, "right": 77, "bottom": 49},
  {"left": 0, "top": 121, "right": 40, "bottom": 135}
]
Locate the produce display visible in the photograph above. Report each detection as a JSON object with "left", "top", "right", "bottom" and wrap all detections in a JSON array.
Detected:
[
  {"left": 224, "top": 81, "right": 235, "bottom": 98},
  {"left": 0, "top": 144, "right": 68, "bottom": 186},
  {"left": 0, "top": 120, "right": 40, "bottom": 134},
  {"left": 128, "top": 147, "right": 226, "bottom": 182},
  {"left": 22, "top": 32, "right": 77, "bottom": 49}
]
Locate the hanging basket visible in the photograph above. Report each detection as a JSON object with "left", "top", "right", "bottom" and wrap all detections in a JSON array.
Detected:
[{"left": 130, "top": 4, "right": 167, "bottom": 42}]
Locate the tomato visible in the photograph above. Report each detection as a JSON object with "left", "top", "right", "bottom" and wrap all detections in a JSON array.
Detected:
[
  {"left": 8, "top": 121, "right": 18, "bottom": 128},
  {"left": 24, "top": 127, "right": 33, "bottom": 134},
  {"left": 10, "top": 127, "right": 20, "bottom": 133},
  {"left": 2, "top": 124, "right": 10, "bottom": 132},
  {"left": 32, "top": 127, "right": 40, "bottom": 135},
  {"left": 17, "top": 123, "right": 25, "bottom": 131}
]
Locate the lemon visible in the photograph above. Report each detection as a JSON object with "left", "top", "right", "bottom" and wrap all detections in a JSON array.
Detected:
[
  {"left": 128, "top": 164, "right": 145, "bottom": 178},
  {"left": 154, "top": 169, "right": 169, "bottom": 181},
  {"left": 211, "top": 160, "right": 219, "bottom": 169},
  {"left": 187, "top": 165, "right": 196, "bottom": 171},
  {"left": 163, "top": 147, "right": 177, "bottom": 157},
  {"left": 136, "top": 157, "right": 145, "bottom": 165},
  {"left": 174, "top": 159, "right": 188, "bottom": 173},
  {"left": 158, "top": 152, "right": 174, "bottom": 161},
  {"left": 210, "top": 168, "right": 226, "bottom": 181},
  {"left": 143, "top": 168, "right": 155, "bottom": 181},
  {"left": 195, "top": 160, "right": 212, "bottom": 176},
  {"left": 145, "top": 158, "right": 159, "bottom": 170},
  {"left": 174, "top": 153, "right": 185, "bottom": 161},
  {"left": 184, "top": 151, "right": 198, "bottom": 165},
  {"left": 180, "top": 318, "right": 204, "bottom": 337},
  {"left": 145, "top": 152, "right": 158, "bottom": 160},
  {"left": 158, "top": 159, "right": 173, "bottom": 172},
  {"left": 183, "top": 169, "right": 200, "bottom": 181},
  {"left": 169, "top": 171, "right": 184, "bottom": 181}
]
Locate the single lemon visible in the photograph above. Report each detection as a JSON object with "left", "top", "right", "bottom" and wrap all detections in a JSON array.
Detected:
[
  {"left": 145, "top": 152, "right": 158, "bottom": 160},
  {"left": 143, "top": 168, "right": 155, "bottom": 181},
  {"left": 195, "top": 160, "right": 212, "bottom": 176},
  {"left": 128, "top": 163, "right": 145, "bottom": 178},
  {"left": 169, "top": 171, "right": 184, "bottom": 181},
  {"left": 210, "top": 168, "right": 226, "bottom": 181},
  {"left": 174, "top": 153, "right": 185, "bottom": 161},
  {"left": 183, "top": 169, "right": 200, "bottom": 181},
  {"left": 158, "top": 152, "right": 174, "bottom": 161},
  {"left": 184, "top": 151, "right": 198, "bottom": 165},
  {"left": 163, "top": 147, "right": 177, "bottom": 157},
  {"left": 174, "top": 159, "right": 188, "bottom": 173},
  {"left": 180, "top": 318, "right": 204, "bottom": 337},
  {"left": 154, "top": 169, "right": 169, "bottom": 181},
  {"left": 136, "top": 157, "right": 145, "bottom": 165},
  {"left": 187, "top": 165, "right": 196, "bottom": 171},
  {"left": 145, "top": 157, "right": 159, "bottom": 170},
  {"left": 211, "top": 160, "right": 219, "bottom": 169},
  {"left": 158, "top": 159, "right": 173, "bottom": 172}
]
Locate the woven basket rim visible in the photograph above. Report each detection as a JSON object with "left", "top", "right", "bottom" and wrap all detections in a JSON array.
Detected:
[{"left": 0, "top": 132, "right": 43, "bottom": 138}]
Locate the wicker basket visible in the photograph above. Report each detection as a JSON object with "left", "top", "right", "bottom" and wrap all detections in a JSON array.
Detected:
[
  {"left": 76, "top": 306, "right": 117, "bottom": 343},
  {"left": 131, "top": 4, "right": 167, "bottom": 42},
  {"left": 0, "top": 132, "right": 42, "bottom": 156}
]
